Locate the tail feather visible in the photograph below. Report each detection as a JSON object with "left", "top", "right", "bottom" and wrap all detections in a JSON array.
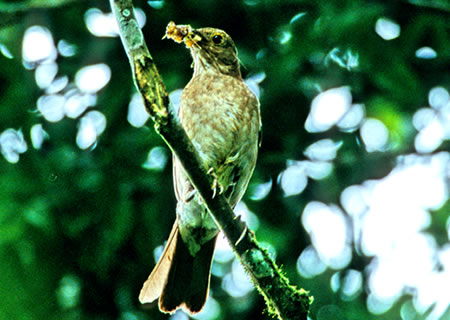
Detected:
[
  {"left": 160, "top": 231, "right": 217, "bottom": 314},
  {"left": 139, "top": 220, "right": 217, "bottom": 315},
  {"left": 139, "top": 221, "right": 179, "bottom": 304}
]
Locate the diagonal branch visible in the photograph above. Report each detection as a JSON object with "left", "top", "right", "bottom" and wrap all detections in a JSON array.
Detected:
[{"left": 109, "top": 1, "right": 312, "bottom": 319}]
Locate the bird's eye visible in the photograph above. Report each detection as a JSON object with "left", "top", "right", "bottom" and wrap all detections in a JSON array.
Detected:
[{"left": 212, "top": 34, "right": 224, "bottom": 45}]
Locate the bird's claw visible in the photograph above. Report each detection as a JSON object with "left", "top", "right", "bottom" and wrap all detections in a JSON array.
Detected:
[
  {"left": 235, "top": 224, "right": 248, "bottom": 247},
  {"left": 208, "top": 168, "right": 224, "bottom": 198}
]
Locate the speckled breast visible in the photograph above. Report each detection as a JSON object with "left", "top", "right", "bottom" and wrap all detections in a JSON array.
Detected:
[{"left": 180, "top": 73, "right": 259, "bottom": 167}]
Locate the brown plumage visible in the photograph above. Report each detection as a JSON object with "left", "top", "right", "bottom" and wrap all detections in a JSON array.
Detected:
[{"left": 139, "top": 23, "right": 261, "bottom": 314}]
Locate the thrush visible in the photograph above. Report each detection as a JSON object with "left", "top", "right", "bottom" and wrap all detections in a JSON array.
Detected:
[{"left": 139, "top": 22, "right": 261, "bottom": 314}]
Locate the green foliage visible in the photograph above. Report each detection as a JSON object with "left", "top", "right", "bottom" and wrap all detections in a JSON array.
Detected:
[{"left": 1, "top": 0, "right": 449, "bottom": 320}]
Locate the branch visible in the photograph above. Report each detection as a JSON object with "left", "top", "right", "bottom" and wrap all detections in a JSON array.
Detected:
[{"left": 109, "top": 1, "right": 312, "bottom": 319}]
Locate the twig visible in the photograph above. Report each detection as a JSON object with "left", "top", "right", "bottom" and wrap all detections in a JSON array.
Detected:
[{"left": 109, "top": 1, "right": 312, "bottom": 319}]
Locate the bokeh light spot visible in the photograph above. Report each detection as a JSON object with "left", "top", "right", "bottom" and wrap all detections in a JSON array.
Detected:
[
  {"left": 142, "top": 146, "right": 168, "bottom": 171},
  {"left": 225, "top": 258, "right": 254, "bottom": 297},
  {"left": 57, "top": 39, "right": 77, "bottom": 57},
  {"left": 304, "top": 139, "right": 342, "bottom": 161},
  {"left": 330, "top": 272, "right": 340, "bottom": 292},
  {"left": 340, "top": 185, "right": 367, "bottom": 217},
  {"left": 245, "top": 72, "right": 265, "bottom": 99},
  {"left": 414, "top": 117, "right": 444, "bottom": 153},
  {"left": 249, "top": 179, "right": 272, "bottom": 201},
  {"left": 413, "top": 108, "right": 435, "bottom": 131},
  {"left": 214, "top": 232, "right": 234, "bottom": 264},
  {"left": 297, "top": 246, "right": 327, "bottom": 278},
  {"left": 337, "top": 103, "right": 365, "bottom": 131},
  {"left": 46, "top": 75, "right": 69, "bottom": 95},
  {"left": 375, "top": 17, "right": 400, "bottom": 40},
  {"left": 305, "top": 87, "right": 352, "bottom": 133},
  {"left": 290, "top": 12, "right": 307, "bottom": 24},
  {"left": 428, "top": 86, "right": 449, "bottom": 110},
  {"left": 37, "top": 94, "right": 65, "bottom": 122},
  {"left": 35, "top": 62, "right": 58, "bottom": 89},
  {"left": 279, "top": 163, "right": 308, "bottom": 196},
  {"left": 367, "top": 293, "right": 395, "bottom": 315},
  {"left": 279, "top": 31, "right": 292, "bottom": 44},
  {"left": 234, "top": 202, "right": 259, "bottom": 230},
  {"left": 22, "top": 26, "right": 57, "bottom": 64},
  {"left": 169, "top": 89, "right": 183, "bottom": 116},
  {"left": 64, "top": 89, "right": 97, "bottom": 119},
  {"left": 0, "top": 43, "right": 13, "bottom": 59},
  {"left": 75, "top": 63, "right": 111, "bottom": 93},
  {"left": 360, "top": 118, "right": 389, "bottom": 152},
  {"left": 30, "top": 124, "right": 48, "bottom": 149},
  {"left": 302, "top": 202, "right": 351, "bottom": 269},
  {"left": 339, "top": 153, "right": 450, "bottom": 318},
  {"left": 415, "top": 47, "right": 437, "bottom": 59},
  {"left": 191, "top": 296, "right": 220, "bottom": 320},
  {"left": 76, "top": 111, "right": 107, "bottom": 150},
  {"left": 303, "top": 161, "right": 333, "bottom": 180},
  {"left": 85, "top": 8, "right": 119, "bottom": 37},
  {"left": 0, "top": 129, "right": 28, "bottom": 163},
  {"left": 147, "top": 0, "right": 164, "bottom": 9},
  {"left": 325, "top": 48, "right": 359, "bottom": 71},
  {"left": 85, "top": 8, "right": 146, "bottom": 37},
  {"left": 85, "top": 111, "right": 106, "bottom": 135},
  {"left": 170, "top": 311, "right": 189, "bottom": 320},
  {"left": 341, "top": 269, "right": 363, "bottom": 300},
  {"left": 56, "top": 274, "right": 81, "bottom": 309},
  {"left": 128, "top": 93, "right": 150, "bottom": 127},
  {"left": 76, "top": 119, "right": 97, "bottom": 150}
]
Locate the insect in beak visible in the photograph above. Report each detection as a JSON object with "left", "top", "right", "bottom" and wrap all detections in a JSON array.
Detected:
[{"left": 164, "top": 21, "right": 202, "bottom": 49}]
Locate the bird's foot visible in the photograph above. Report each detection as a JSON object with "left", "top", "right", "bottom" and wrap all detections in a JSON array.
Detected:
[{"left": 208, "top": 168, "right": 224, "bottom": 198}]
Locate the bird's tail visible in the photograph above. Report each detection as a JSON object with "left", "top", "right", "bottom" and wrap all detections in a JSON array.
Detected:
[{"left": 139, "top": 221, "right": 217, "bottom": 314}]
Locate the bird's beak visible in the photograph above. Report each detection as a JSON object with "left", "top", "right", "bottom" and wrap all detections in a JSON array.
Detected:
[{"left": 185, "top": 30, "right": 203, "bottom": 49}]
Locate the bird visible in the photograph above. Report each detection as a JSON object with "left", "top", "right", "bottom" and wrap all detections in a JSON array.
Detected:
[{"left": 139, "top": 22, "right": 261, "bottom": 315}]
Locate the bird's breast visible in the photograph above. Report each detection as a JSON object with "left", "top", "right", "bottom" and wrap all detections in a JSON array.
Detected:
[{"left": 179, "top": 73, "right": 259, "bottom": 167}]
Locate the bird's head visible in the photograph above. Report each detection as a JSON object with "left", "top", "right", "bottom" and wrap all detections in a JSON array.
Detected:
[{"left": 165, "top": 22, "right": 241, "bottom": 78}]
